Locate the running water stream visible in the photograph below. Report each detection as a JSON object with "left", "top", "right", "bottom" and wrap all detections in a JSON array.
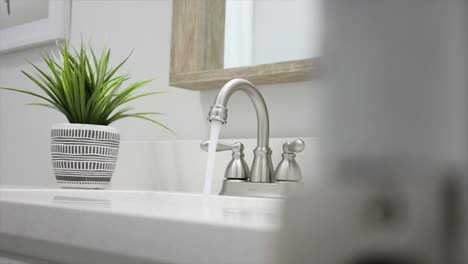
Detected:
[{"left": 203, "top": 120, "right": 223, "bottom": 195}]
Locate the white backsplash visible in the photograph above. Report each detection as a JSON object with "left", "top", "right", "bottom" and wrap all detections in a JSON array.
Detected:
[{"left": 111, "top": 137, "right": 318, "bottom": 194}]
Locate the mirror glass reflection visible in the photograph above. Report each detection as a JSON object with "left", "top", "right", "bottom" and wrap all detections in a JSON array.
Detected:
[{"left": 224, "top": 0, "right": 321, "bottom": 68}]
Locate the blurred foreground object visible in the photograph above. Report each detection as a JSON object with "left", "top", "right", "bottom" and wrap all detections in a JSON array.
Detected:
[{"left": 277, "top": 0, "right": 467, "bottom": 263}]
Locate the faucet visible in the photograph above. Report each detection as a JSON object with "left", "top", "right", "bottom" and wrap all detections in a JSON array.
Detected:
[
  {"left": 204, "top": 78, "right": 305, "bottom": 198},
  {"left": 207, "top": 78, "right": 274, "bottom": 183}
]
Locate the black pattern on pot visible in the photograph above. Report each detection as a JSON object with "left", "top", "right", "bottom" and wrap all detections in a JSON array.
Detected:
[{"left": 51, "top": 125, "right": 120, "bottom": 188}]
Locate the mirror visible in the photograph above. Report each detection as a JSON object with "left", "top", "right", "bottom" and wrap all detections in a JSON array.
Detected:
[
  {"left": 170, "top": 0, "right": 319, "bottom": 90},
  {"left": 224, "top": 0, "right": 319, "bottom": 68}
]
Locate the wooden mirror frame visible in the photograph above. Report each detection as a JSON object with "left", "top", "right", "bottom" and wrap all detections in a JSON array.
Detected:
[{"left": 169, "top": 0, "right": 319, "bottom": 90}]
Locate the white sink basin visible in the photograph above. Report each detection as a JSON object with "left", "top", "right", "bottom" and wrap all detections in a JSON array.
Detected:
[{"left": 0, "top": 188, "right": 282, "bottom": 264}]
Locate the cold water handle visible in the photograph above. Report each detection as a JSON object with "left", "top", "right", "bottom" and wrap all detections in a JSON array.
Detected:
[{"left": 274, "top": 139, "right": 305, "bottom": 182}]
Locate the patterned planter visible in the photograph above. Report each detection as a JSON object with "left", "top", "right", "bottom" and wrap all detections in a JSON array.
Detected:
[{"left": 51, "top": 123, "right": 120, "bottom": 189}]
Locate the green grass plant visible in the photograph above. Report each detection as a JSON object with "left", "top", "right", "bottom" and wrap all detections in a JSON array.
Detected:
[{"left": 0, "top": 40, "right": 172, "bottom": 133}]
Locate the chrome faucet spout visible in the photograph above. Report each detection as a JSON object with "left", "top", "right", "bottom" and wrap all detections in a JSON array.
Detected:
[
  {"left": 207, "top": 78, "right": 274, "bottom": 182},
  {"left": 208, "top": 79, "right": 269, "bottom": 147}
]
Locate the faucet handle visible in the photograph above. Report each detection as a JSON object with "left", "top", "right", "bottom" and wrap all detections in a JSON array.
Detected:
[
  {"left": 200, "top": 140, "right": 250, "bottom": 180},
  {"left": 282, "top": 139, "right": 305, "bottom": 154},
  {"left": 200, "top": 140, "right": 243, "bottom": 153},
  {"left": 275, "top": 139, "right": 306, "bottom": 182}
]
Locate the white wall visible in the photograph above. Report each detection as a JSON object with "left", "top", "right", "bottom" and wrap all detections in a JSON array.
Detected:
[{"left": 0, "top": 0, "right": 317, "bottom": 188}]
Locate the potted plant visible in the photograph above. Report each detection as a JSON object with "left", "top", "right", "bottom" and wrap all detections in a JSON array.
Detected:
[{"left": 0, "top": 41, "right": 172, "bottom": 189}]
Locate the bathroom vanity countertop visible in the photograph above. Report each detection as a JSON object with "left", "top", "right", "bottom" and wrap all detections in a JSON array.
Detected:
[{"left": 0, "top": 188, "right": 283, "bottom": 264}]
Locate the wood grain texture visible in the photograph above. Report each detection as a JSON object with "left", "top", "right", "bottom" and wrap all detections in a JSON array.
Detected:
[
  {"left": 170, "top": 0, "right": 206, "bottom": 74},
  {"left": 170, "top": 58, "right": 319, "bottom": 90},
  {"left": 170, "top": 0, "right": 318, "bottom": 90},
  {"left": 204, "top": 0, "right": 225, "bottom": 70}
]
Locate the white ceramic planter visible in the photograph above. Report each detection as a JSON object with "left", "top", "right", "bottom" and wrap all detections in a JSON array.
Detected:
[{"left": 51, "top": 123, "right": 120, "bottom": 189}]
